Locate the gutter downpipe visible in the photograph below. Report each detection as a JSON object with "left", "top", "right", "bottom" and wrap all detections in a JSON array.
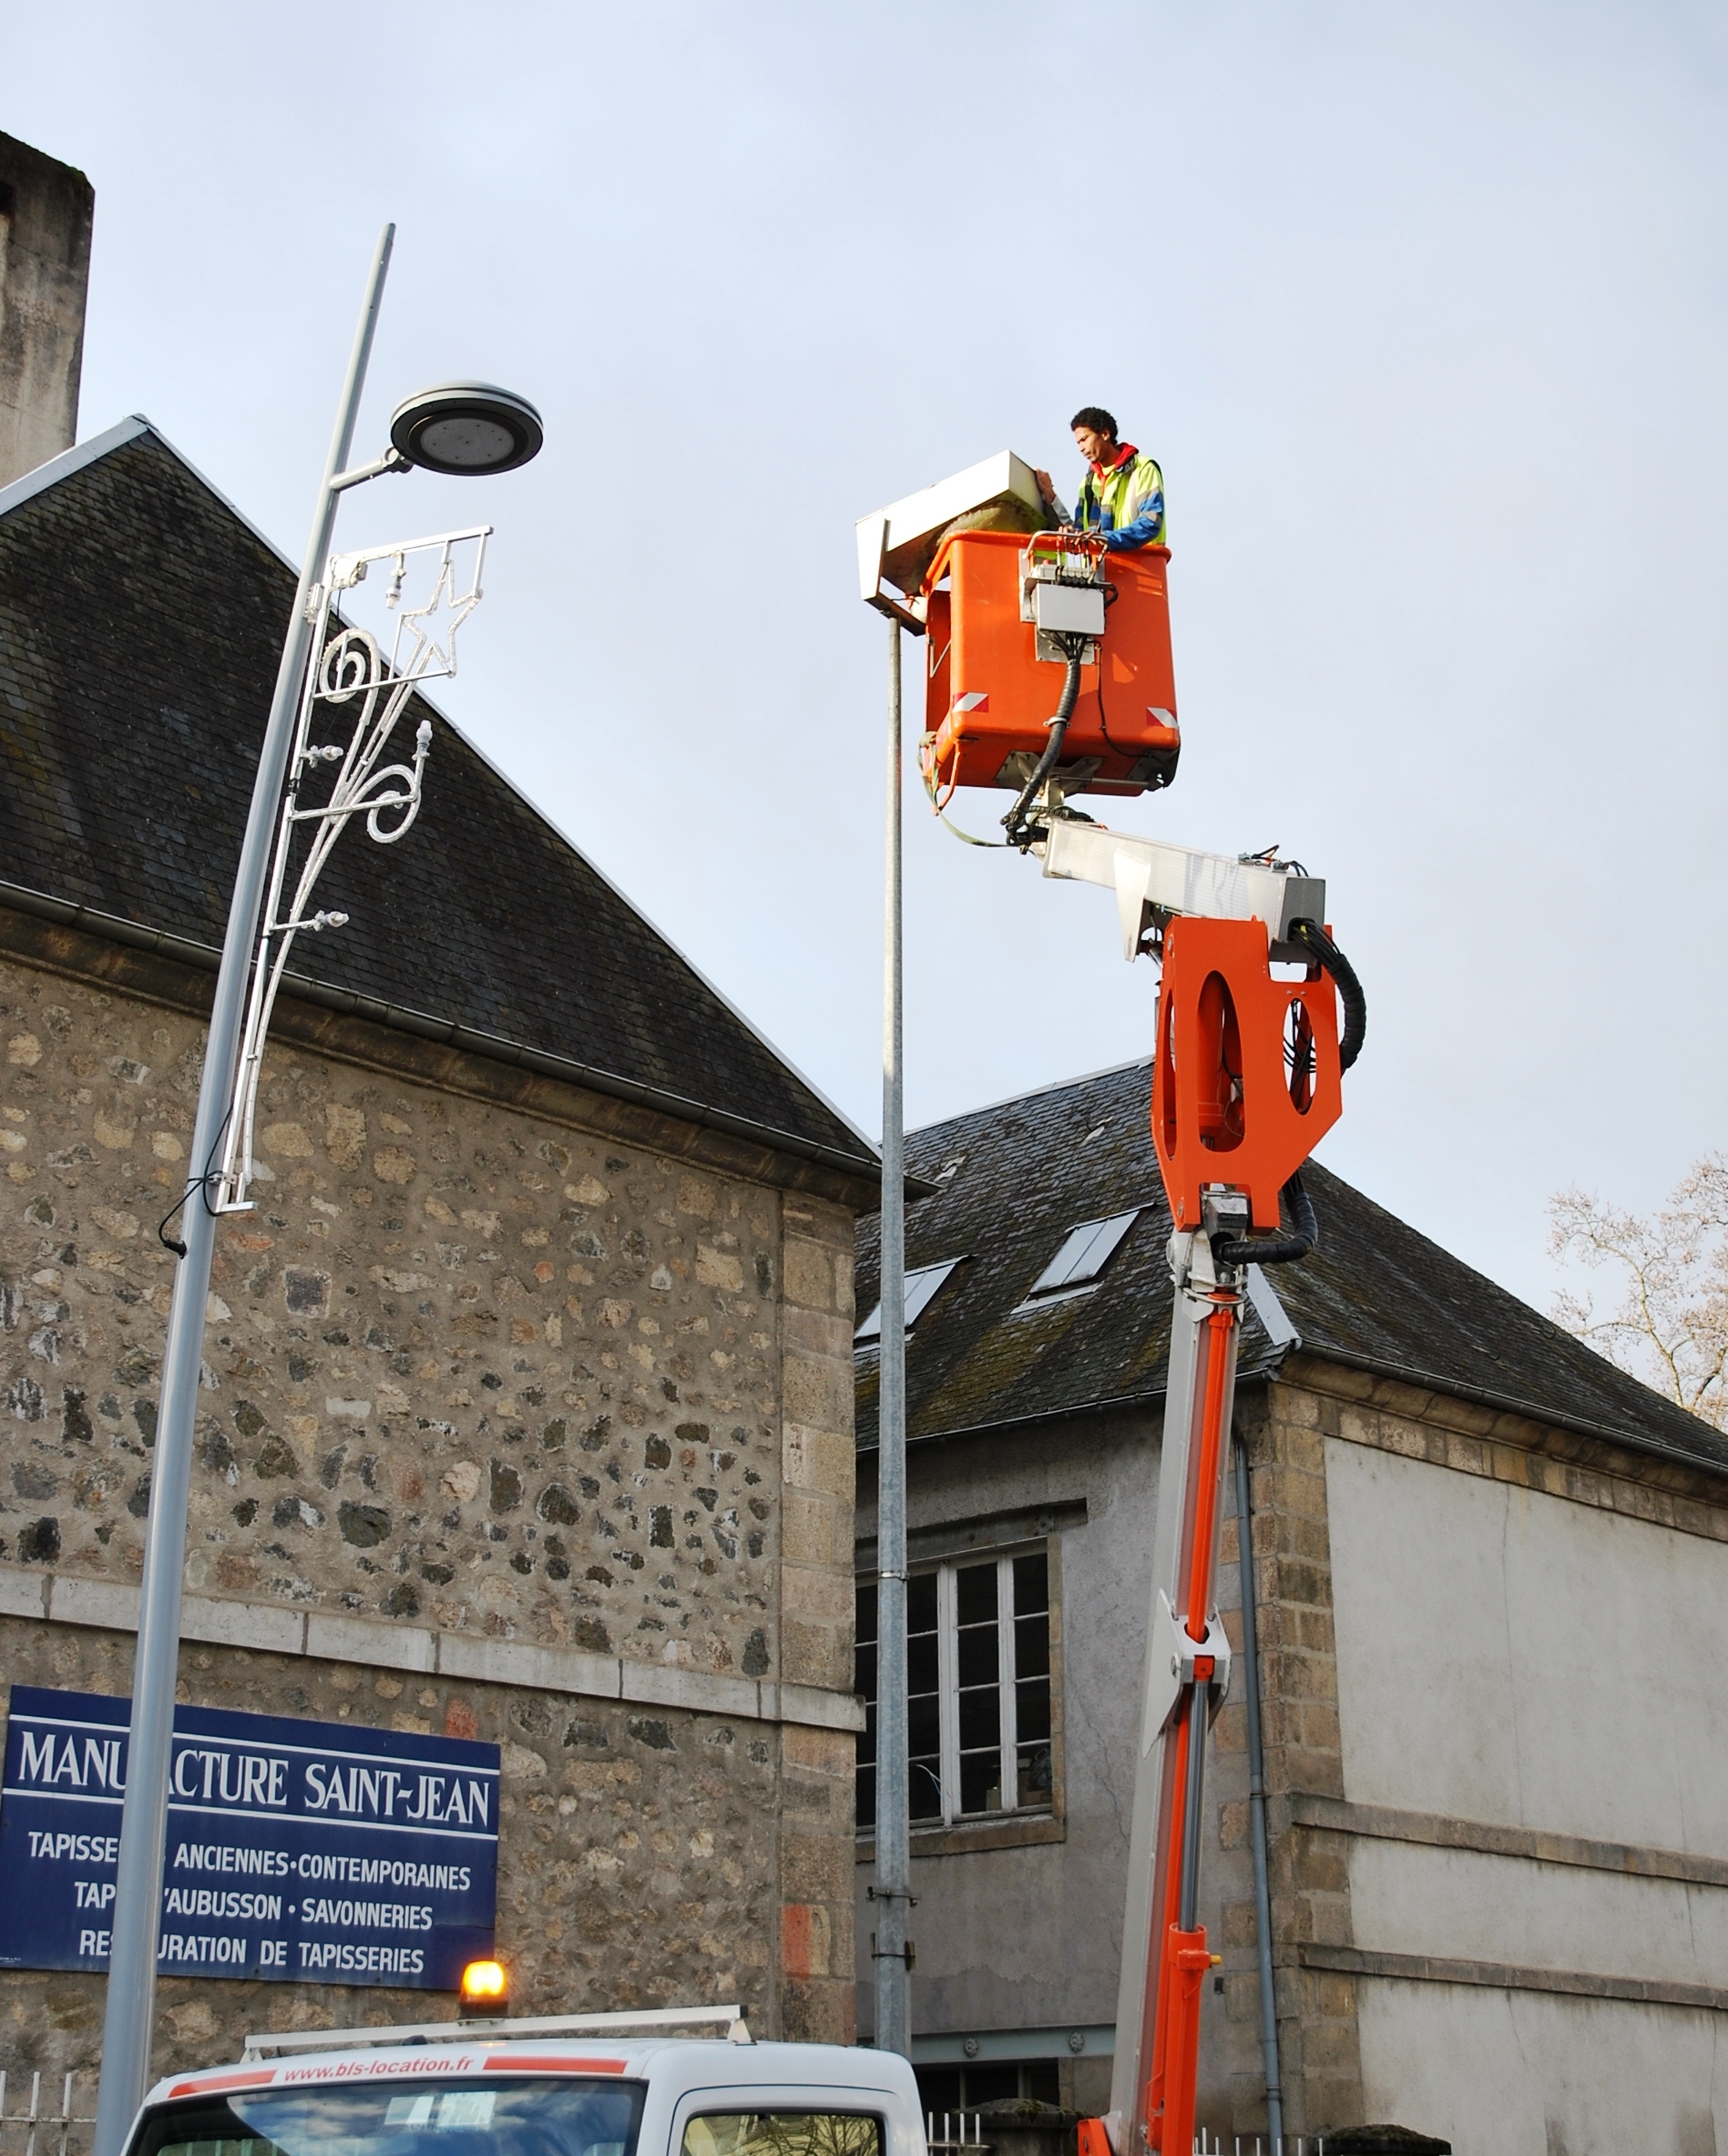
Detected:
[{"left": 1235, "top": 1431, "right": 1284, "bottom": 2147}]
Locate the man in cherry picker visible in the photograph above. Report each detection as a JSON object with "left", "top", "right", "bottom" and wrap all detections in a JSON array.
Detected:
[{"left": 1034, "top": 405, "right": 1167, "bottom": 549}]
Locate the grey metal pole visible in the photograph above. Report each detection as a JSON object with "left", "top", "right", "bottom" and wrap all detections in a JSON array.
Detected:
[
  {"left": 91, "top": 224, "right": 396, "bottom": 2156},
  {"left": 1234, "top": 1437, "right": 1284, "bottom": 2149},
  {"left": 1177, "top": 1680, "right": 1209, "bottom": 1934},
  {"left": 873, "top": 618, "right": 911, "bottom": 2057}
]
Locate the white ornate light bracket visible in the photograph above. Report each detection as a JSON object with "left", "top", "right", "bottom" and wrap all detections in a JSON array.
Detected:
[{"left": 217, "top": 526, "right": 490, "bottom": 1211}]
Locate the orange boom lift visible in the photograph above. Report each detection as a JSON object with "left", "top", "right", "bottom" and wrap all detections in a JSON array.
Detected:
[{"left": 859, "top": 452, "right": 1366, "bottom": 2153}]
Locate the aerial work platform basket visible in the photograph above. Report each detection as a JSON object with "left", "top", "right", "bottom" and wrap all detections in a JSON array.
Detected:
[
  {"left": 921, "top": 528, "right": 1178, "bottom": 802},
  {"left": 855, "top": 450, "right": 1180, "bottom": 808}
]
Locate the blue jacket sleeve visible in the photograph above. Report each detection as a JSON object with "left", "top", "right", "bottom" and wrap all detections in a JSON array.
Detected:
[{"left": 1103, "top": 487, "right": 1165, "bottom": 550}]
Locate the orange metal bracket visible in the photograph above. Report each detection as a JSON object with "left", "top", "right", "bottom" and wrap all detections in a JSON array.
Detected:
[{"left": 1150, "top": 914, "right": 1342, "bottom": 1231}]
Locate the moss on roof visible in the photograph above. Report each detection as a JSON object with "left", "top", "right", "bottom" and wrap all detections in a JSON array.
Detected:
[{"left": 856, "top": 1059, "right": 1728, "bottom": 1479}]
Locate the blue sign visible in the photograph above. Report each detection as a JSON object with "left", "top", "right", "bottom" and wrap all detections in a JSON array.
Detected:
[{"left": 0, "top": 1686, "right": 499, "bottom": 1988}]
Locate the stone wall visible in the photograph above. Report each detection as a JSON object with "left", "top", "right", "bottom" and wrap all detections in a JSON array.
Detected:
[
  {"left": 0, "top": 1611, "right": 784, "bottom": 2078},
  {"left": 775, "top": 1208, "right": 859, "bottom": 2038},
  {"left": 0, "top": 929, "right": 864, "bottom": 2069}
]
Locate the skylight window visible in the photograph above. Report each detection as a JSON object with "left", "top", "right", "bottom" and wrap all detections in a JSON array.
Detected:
[
  {"left": 1026, "top": 1210, "right": 1141, "bottom": 1299},
  {"left": 854, "top": 1259, "right": 964, "bottom": 1344}
]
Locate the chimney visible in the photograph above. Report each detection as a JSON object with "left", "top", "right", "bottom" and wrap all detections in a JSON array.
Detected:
[{"left": 0, "top": 133, "right": 95, "bottom": 489}]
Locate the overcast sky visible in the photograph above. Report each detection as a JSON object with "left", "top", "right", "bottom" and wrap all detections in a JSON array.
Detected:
[{"left": 11, "top": 1, "right": 1726, "bottom": 1314}]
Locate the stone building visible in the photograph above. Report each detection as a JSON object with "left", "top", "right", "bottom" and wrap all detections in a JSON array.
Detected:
[
  {"left": 853, "top": 1058, "right": 1728, "bottom": 2153},
  {"left": 0, "top": 406, "right": 874, "bottom": 2069}
]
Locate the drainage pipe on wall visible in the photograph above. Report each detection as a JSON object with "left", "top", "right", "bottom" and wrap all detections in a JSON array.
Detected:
[{"left": 1234, "top": 1432, "right": 1285, "bottom": 2148}]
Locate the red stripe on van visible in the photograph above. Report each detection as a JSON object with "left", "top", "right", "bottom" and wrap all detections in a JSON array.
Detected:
[{"left": 481, "top": 2057, "right": 627, "bottom": 2075}]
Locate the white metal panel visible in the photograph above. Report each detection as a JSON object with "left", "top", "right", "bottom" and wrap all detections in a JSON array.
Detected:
[
  {"left": 1243, "top": 1264, "right": 1301, "bottom": 1350},
  {"left": 1031, "top": 582, "right": 1106, "bottom": 636},
  {"left": 1040, "top": 819, "right": 1326, "bottom": 960},
  {"left": 855, "top": 451, "right": 1048, "bottom": 599}
]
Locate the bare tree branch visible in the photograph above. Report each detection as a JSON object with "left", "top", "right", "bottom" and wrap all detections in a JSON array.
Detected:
[{"left": 1549, "top": 1154, "right": 1728, "bottom": 1429}]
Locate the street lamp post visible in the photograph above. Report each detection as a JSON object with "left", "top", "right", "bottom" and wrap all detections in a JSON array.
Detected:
[
  {"left": 91, "top": 226, "right": 542, "bottom": 2156},
  {"left": 873, "top": 620, "right": 912, "bottom": 2059}
]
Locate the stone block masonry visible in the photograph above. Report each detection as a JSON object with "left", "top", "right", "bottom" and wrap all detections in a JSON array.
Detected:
[
  {"left": 0, "top": 935, "right": 864, "bottom": 2063},
  {"left": 3, "top": 952, "right": 783, "bottom": 1672},
  {"left": 0, "top": 1613, "right": 779, "bottom": 2079}
]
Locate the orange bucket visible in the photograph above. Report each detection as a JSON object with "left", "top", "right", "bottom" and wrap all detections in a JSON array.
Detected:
[{"left": 920, "top": 528, "right": 1179, "bottom": 800}]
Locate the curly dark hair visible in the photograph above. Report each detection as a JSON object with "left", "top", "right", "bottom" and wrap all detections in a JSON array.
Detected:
[{"left": 1069, "top": 406, "right": 1118, "bottom": 439}]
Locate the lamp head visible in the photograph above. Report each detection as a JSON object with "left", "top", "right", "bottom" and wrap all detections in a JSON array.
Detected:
[{"left": 390, "top": 383, "right": 543, "bottom": 475}]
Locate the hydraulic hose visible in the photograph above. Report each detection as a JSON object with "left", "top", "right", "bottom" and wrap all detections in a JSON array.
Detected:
[
  {"left": 1290, "top": 918, "right": 1366, "bottom": 1070},
  {"left": 1002, "top": 639, "right": 1085, "bottom": 848},
  {"left": 1214, "top": 1170, "right": 1318, "bottom": 1269}
]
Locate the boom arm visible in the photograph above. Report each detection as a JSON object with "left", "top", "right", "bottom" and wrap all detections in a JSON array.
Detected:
[
  {"left": 1042, "top": 824, "right": 1362, "bottom": 2156},
  {"left": 855, "top": 447, "right": 1361, "bottom": 2151},
  {"left": 1036, "top": 818, "right": 1324, "bottom": 963}
]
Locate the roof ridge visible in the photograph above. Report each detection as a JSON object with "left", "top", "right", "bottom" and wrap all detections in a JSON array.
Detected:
[
  {"left": 0, "top": 414, "right": 308, "bottom": 578},
  {"left": 0, "top": 415, "right": 150, "bottom": 521},
  {"left": 434, "top": 721, "right": 879, "bottom": 1169},
  {"left": 910, "top": 1053, "right": 1153, "bottom": 1143}
]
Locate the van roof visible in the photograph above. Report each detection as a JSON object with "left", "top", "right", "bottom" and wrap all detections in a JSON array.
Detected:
[{"left": 145, "top": 2036, "right": 916, "bottom": 2110}]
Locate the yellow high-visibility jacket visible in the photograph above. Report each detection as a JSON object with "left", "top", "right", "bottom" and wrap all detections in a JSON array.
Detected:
[{"left": 1074, "top": 444, "right": 1165, "bottom": 549}]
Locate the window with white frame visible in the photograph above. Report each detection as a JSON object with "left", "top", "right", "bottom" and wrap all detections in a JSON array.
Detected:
[
  {"left": 854, "top": 1258, "right": 964, "bottom": 1344},
  {"left": 855, "top": 1548, "right": 1052, "bottom": 1831},
  {"left": 1024, "top": 1210, "right": 1141, "bottom": 1301}
]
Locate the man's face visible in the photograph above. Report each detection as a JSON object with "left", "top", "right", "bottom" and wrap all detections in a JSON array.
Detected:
[{"left": 1074, "top": 425, "right": 1117, "bottom": 465}]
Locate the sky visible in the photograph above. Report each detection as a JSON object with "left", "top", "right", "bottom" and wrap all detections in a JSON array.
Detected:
[{"left": 9, "top": 1, "right": 1727, "bottom": 1315}]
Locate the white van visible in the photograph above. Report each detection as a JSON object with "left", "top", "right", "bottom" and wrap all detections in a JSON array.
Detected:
[{"left": 123, "top": 2017, "right": 926, "bottom": 2156}]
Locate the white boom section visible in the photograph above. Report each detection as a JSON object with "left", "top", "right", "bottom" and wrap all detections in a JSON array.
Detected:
[
  {"left": 1033, "top": 816, "right": 1315, "bottom": 2141},
  {"left": 1038, "top": 818, "right": 1326, "bottom": 962},
  {"left": 1108, "top": 1231, "right": 1241, "bottom": 2141}
]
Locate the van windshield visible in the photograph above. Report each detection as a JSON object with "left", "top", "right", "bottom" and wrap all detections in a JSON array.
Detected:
[{"left": 134, "top": 2077, "right": 646, "bottom": 2156}]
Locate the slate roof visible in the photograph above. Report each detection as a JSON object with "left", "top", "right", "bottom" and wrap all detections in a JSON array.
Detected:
[
  {"left": 854, "top": 1058, "right": 1728, "bottom": 1479},
  {"left": 0, "top": 422, "right": 876, "bottom": 1183}
]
